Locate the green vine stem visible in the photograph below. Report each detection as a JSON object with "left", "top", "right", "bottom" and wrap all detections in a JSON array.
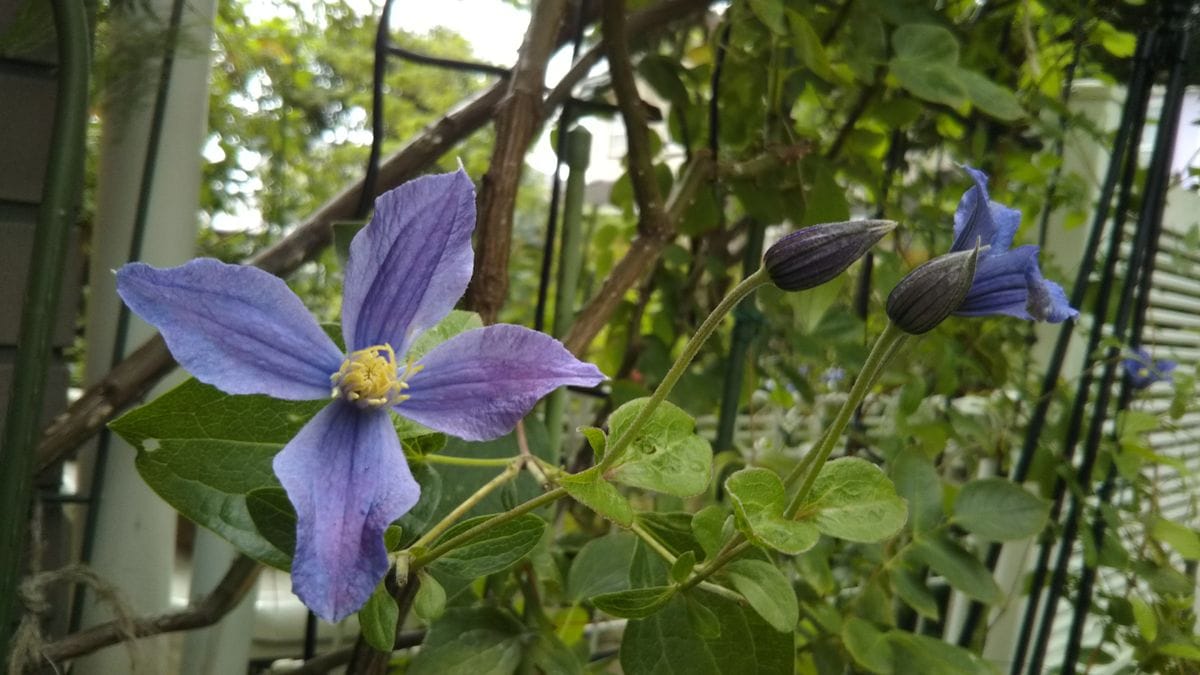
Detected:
[
  {"left": 782, "top": 320, "right": 907, "bottom": 518},
  {"left": 418, "top": 454, "right": 518, "bottom": 468},
  {"left": 410, "top": 487, "right": 568, "bottom": 569},
  {"left": 598, "top": 267, "right": 771, "bottom": 472},
  {"left": 410, "top": 460, "right": 524, "bottom": 550}
]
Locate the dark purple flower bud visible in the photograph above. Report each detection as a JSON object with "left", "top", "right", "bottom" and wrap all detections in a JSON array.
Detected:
[
  {"left": 763, "top": 220, "right": 896, "bottom": 291},
  {"left": 886, "top": 246, "right": 981, "bottom": 335}
]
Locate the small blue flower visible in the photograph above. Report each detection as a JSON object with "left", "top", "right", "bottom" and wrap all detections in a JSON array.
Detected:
[
  {"left": 950, "top": 166, "right": 1078, "bottom": 323},
  {"left": 1123, "top": 347, "right": 1176, "bottom": 390},
  {"left": 821, "top": 366, "right": 846, "bottom": 387},
  {"left": 117, "top": 170, "right": 604, "bottom": 621}
]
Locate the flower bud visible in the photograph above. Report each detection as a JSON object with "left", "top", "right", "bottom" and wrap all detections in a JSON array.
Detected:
[
  {"left": 886, "top": 245, "right": 980, "bottom": 335},
  {"left": 763, "top": 220, "right": 897, "bottom": 291}
]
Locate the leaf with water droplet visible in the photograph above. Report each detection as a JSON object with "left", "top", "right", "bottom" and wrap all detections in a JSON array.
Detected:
[
  {"left": 607, "top": 398, "right": 712, "bottom": 497},
  {"left": 802, "top": 457, "right": 907, "bottom": 543},
  {"left": 725, "top": 468, "right": 819, "bottom": 555}
]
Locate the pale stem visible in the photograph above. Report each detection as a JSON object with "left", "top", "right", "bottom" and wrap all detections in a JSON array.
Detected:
[
  {"left": 410, "top": 460, "right": 523, "bottom": 550},
  {"left": 419, "top": 454, "right": 518, "bottom": 468},
  {"left": 782, "top": 321, "right": 907, "bottom": 519},
  {"left": 629, "top": 522, "right": 746, "bottom": 605},
  {"left": 411, "top": 487, "right": 568, "bottom": 569}
]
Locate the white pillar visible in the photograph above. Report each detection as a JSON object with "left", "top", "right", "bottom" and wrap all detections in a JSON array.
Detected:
[
  {"left": 75, "top": 0, "right": 218, "bottom": 671},
  {"left": 180, "top": 530, "right": 258, "bottom": 675}
]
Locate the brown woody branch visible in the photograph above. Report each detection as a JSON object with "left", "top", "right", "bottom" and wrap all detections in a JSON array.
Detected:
[
  {"left": 41, "top": 555, "right": 260, "bottom": 664},
  {"left": 602, "top": 0, "right": 668, "bottom": 236},
  {"left": 33, "top": 0, "right": 715, "bottom": 480},
  {"left": 562, "top": 150, "right": 714, "bottom": 355},
  {"left": 463, "top": 0, "right": 568, "bottom": 323},
  {"left": 561, "top": 140, "right": 812, "bottom": 357}
]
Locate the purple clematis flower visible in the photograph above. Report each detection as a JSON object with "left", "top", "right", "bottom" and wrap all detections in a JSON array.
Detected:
[
  {"left": 116, "top": 170, "right": 604, "bottom": 621},
  {"left": 950, "top": 166, "right": 1078, "bottom": 323},
  {"left": 1123, "top": 347, "right": 1176, "bottom": 390}
]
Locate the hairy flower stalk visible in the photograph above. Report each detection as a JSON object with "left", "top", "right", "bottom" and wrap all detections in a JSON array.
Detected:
[{"left": 116, "top": 170, "right": 603, "bottom": 621}]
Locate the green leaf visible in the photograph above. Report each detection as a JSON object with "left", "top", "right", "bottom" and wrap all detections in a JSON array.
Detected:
[
  {"left": 889, "top": 565, "right": 939, "bottom": 620},
  {"left": 684, "top": 593, "right": 721, "bottom": 639},
  {"left": 560, "top": 467, "right": 634, "bottom": 526},
  {"left": 955, "top": 69, "right": 1024, "bottom": 121},
  {"left": 414, "top": 571, "right": 446, "bottom": 623},
  {"left": 608, "top": 399, "right": 713, "bottom": 497},
  {"left": 691, "top": 506, "right": 728, "bottom": 560},
  {"left": 786, "top": 11, "right": 838, "bottom": 82},
  {"left": 886, "top": 631, "right": 995, "bottom": 675},
  {"left": 431, "top": 513, "right": 547, "bottom": 578},
  {"left": 891, "top": 450, "right": 943, "bottom": 533},
  {"left": 806, "top": 458, "right": 908, "bottom": 543},
  {"left": 245, "top": 487, "right": 296, "bottom": 556},
  {"left": 723, "top": 559, "right": 798, "bottom": 633},
  {"left": 578, "top": 425, "right": 607, "bottom": 460},
  {"left": 384, "top": 524, "right": 404, "bottom": 551},
  {"left": 1159, "top": 642, "right": 1200, "bottom": 661},
  {"left": 409, "top": 608, "right": 525, "bottom": 675},
  {"left": 1151, "top": 517, "right": 1200, "bottom": 560},
  {"left": 622, "top": 543, "right": 792, "bottom": 674},
  {"left": 748, "top": 0, "right": 786, "bottom": 34},
  {"left": 892, "top": 23, "right": 959, "bottom": 63},
  {"left": 842, "top": 617, "right": 894, "bottom": 674},
  {"left": 670, "top": 551, "right": 696, "bottom": 584},
  {"left": 638, "top": 54, "right": 690, "bottom": 108},
  {"left": 358, "top": 584, "right": 398, "bottom": 651},
  {"left": 393, "top": 462, "right": 443, "bottom": 547},
  {"left": 528, "top": 632, "right": 584, "bottom": 675},
  {"left": 407, "top": 310, "right": 483, "bottom": 361},
  {"left": 636, "top": 512, "right": 707, "bottom": 559},
  {"left": 567, "top": 531, "right": 637, "bottom": 602},
  {"left": 591, "top": 586, "right": 677, "bottom": 619},
  {"left": 110, "top": 378, "right": 325, "bottom": 569},
  {"left": 1131, "top": 596, "right": 1157, "bottom": 643},
  {"left": 726, "top": 467, "right": 819, "bottom": 554},
  {"left": 953, "top": 478, "right": 1049, "bottom": 541},
  {"left": 621, "top": 591, "right": 793, "bottom": 675},
  {"left": 909, "top": 534, "right": 1002, "bottom": 604},
  {"left": 889, "top": 59, "right": 965, "bottom": 106}
]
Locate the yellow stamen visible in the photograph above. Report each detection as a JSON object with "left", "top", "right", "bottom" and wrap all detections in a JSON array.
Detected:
[{"left": 330, "top": 344, "right": 423, "bottom": 409}]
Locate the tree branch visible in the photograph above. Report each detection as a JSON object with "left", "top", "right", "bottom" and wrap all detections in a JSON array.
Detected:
[
  {"left": 41, "top": 555, "right": 260, "bottom": 664},
  {"left": 463, "top": 0, "right": 568, "bottom": 323},
  {"left": 602, "top": 0, "right": 668, "bottom": 236},
  {"left": 562, "top": 150, "right": 714, "bottom": 355}
]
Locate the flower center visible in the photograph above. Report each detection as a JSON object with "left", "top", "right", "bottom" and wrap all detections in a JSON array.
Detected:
[{"left": 330, "top": 344, "right": 422, "bottom": 409}]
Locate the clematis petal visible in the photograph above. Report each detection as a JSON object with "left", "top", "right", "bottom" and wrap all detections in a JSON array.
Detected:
[
  {"left": 117, "top": 259, "right": 343, "bottom": 400},
  {"left": 398, "top": 325, "right": 605, "bottom": 441},
  {"left": 951, "top": 166, "right": 1018, "bottom": 254},
  {"left": 955, "top": 246, "right": 1039, "bottom": 320},
  {"left": 1025, "top": 262, "right": 1078, "bottom": 323},
  {"left": 273, "top": 402, "right": 420, "bottom": 622},
  {"left": 342, "top": 170, "right": 476, "bottom": 353}
]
